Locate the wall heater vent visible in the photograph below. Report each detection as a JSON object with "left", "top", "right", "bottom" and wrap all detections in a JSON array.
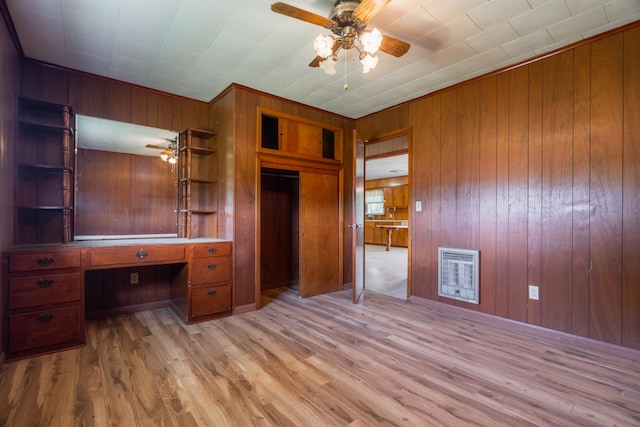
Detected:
[{"left": 438, "top": 247, "right": 479, "bottom": 304}]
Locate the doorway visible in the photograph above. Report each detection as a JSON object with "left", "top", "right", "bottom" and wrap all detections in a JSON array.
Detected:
[
  {"left": 363, "top": 134, "right": 410, "bottom": 300},
  {"left": 260, "top": 168, "right": 299, "bottom": 291}
]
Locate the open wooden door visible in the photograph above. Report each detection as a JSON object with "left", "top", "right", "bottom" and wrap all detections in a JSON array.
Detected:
[
  {"left": 299, "top": 171, "right": 340, "bottom": 297},
  {"left": 352, "top": 130, "right": 365, "bottom": 303}
]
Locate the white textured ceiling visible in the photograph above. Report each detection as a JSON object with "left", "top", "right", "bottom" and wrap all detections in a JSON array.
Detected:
[{"left": 6, "top": 0, "right": 640, "bottom": 119}]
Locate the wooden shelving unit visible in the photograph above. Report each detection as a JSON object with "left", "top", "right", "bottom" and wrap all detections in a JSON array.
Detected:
[
  {"left": 177, "top": 128, "right": 218, "bottom": 238},
  {"left": 15, "top": 97, "right": 74, "bottom": 245}
]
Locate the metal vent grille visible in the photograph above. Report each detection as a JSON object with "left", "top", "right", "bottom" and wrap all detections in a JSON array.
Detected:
[{"left": 438, "top": 247, "right": 479, "bottom": 304}]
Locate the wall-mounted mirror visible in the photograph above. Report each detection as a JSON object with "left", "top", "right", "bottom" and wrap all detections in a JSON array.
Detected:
[{"left": 74, "top": 115, "right": 179, "bottom": 240}]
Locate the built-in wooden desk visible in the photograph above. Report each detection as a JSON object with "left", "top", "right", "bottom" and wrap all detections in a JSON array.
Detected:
[{"left": 2, "top": 238, "right": 232, "bottom": 360}]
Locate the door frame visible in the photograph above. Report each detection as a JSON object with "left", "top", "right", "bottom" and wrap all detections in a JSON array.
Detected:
[
  {"left": 352, "top": 130, "right": 365, "bottom": 303},
  {"left": 362, "top": 128, "right": 413, "bottom": 301},
  {"left": 255, "top": 153, "right": 344, "bottom": 308}
]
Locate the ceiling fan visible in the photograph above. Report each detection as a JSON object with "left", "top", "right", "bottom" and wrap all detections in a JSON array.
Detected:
[
  {"left": 146, "top": 138, "right": 178, "bottom": 164},
  {"left": 271, "top": 0, "right": 410, "bottom": 76}
]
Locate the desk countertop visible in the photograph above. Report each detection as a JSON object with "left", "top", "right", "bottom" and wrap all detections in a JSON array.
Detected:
[{"left": 7, "top": 237, "right": 229, "bottom": 252}]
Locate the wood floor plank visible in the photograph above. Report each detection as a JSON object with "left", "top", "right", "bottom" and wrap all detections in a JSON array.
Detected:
[{"left": 1, "top": 288, "right": 640, "bottom": 426}]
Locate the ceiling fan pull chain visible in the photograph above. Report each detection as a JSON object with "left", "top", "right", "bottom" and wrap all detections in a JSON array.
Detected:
[{"left": 344, "top": 49, "right": 349, "bottom": 91}]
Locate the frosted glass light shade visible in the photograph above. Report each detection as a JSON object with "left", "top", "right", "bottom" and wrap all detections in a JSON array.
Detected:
[
  {"left": 361, "top": 53, "right": 378, "bottom": 73},
  {"left": 360, "top": 28, "right": 382, "bottom": 54},
  {"left": 314, "top": 34, "right": 334, "bottom": 58}
]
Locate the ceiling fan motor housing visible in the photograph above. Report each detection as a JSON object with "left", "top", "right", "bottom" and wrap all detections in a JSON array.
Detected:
[{"left": 329, "top": 0, "right": 368, "bottom": 40}]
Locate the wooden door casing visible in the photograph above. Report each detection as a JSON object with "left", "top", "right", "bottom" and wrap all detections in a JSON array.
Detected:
[{"left": 353, "top": 130, "right": 365, "bottom": 303}]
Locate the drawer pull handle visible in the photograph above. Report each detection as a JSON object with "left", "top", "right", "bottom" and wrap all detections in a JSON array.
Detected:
[
  {"left": 36, "top": 257, "right": 55, "bottom": 266},
  {"left": 37, "top": 313, "right": 55, "bottom": 323},
  {"left": 136, "top": 250, "right": 149, "bottom": 259},
  {"left": 37, "top": 278, "right": 55, "bottom": 288},
  {"left": 207, "top": 263, "right": 217, "bottom": 270},
  {"left": 208, "top": 247, "right": 218, "bottom": 254},
  {"left": 208, "top": 290, "right": 217, "bottom": 297}
]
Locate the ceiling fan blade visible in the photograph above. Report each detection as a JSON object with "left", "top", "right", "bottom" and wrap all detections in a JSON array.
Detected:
[
  {"left": 309, "top": 39, "right": 342, "bottom": 67},
  {"left": 271, "top": 2, "right": 333, "bottom": 28},
  {"left": 379, "top": 33, "right": 410, "bottom": 57},
  {"left": 309, "top": 55, "right": 323, "bottom": 68},
  {"left": 353, "top": 0, "right": 391, "bottom": 22},
  {"left": 145, "top": 144, "right": 168, "bottom": 150}
]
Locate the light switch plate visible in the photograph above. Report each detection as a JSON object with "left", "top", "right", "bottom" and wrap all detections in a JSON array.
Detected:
[
  {"left": 528, "top": 285, "right": 539, "bottom": 300},
  {"left": 416, "top": 201, "right": 422, "bottom": 212}
]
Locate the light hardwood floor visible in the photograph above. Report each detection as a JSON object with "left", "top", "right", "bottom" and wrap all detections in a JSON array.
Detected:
[{"left": 1, "top": 288, "right": 639, "bottom": 426}]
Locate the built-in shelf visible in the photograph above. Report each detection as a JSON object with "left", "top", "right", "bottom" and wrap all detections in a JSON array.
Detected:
[
  {"left": 15, "top": 97, "right": 75, "bottom": 245},
  {"left": 177, "top": 128, "right": 218, "bottom": 239}
]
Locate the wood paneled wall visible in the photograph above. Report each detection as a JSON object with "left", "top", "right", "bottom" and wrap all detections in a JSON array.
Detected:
[
  {"left": 75, "top": 149, "right": 177, "bottom": 236},
  {"left": 357, "top": 24, "right": 640, "bottom": 350},
  {"left": 21, "top": 60, "right": 209, "bottom": 133},
  {"left": 85, "top": 264, "right": 178, "bottom": 316},
  {"left": 207, "top": 89, "right": 235, "bottom": 242}
]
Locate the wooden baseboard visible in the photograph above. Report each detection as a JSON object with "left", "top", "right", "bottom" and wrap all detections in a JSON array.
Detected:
[{"left": 233, "top": 303, "right": 256, "bottom": 315}]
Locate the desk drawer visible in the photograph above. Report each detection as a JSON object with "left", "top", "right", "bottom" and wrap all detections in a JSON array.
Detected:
[
  {"left": 192, "top": 242, "right": 231, "bottom": 259},
  {"left": 9, "top": 305, "right": 83, "bottom": 353},
  {"left": 89, "top": 246, "right": 186, "bottom": 267},
  {"left": 9, "top": 251, "right": 81, "bottom": 272},
  {"left": 191, "top": 284, "right": 231, "bottom": 317},
  {"left": 9, "top": 272, "right": 82, "bottom": 309},
  {"left": 191, "top": 257, "right": 231, "bottom": 285}
]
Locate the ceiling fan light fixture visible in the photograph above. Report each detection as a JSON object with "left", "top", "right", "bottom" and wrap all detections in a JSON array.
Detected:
[
  {"left": 320, "top": 55, "right": 337, "bottom": 75},
  {"left": 159, "top": 138, "right": 178, "bottom": 164},
  {"left": 360, "top": 27, "right": 382, "bottom": 54},
  {"left": 314, "top": 34, "right": 335, "bottom": 58},
  {"left": 271, "top": 0, "right": 411, "bottom": 79},
  {"left": 360, "top": 52, "right": 378, "bottom": 73}
]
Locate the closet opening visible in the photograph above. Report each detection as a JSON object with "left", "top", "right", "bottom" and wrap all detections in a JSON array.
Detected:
[{"left": 260, "top": 168, "right": 300, "bottom": 293}]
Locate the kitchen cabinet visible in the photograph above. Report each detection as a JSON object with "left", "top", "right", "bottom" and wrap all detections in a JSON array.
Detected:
[
  {"left": 383, "top": 187, "right": 394, "bottom": 208},
  {"left": 376, "top": 185, "right": 408, "bottom": 209},
  {"left": 393, "top": 185, "right": 409, "bottom": 208}
]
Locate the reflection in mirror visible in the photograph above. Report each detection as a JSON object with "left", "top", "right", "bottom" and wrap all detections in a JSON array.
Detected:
[{"left": 74, "top": 115, "right": 179, "bottom": 240}]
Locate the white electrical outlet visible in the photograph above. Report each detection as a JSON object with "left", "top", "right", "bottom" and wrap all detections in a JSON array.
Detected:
[
  {"left": 130, "top": 272, "right": 139, "bottom": 285},
  {"left": 528, "top": 285, "right": 539, "bottom": 300}
]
